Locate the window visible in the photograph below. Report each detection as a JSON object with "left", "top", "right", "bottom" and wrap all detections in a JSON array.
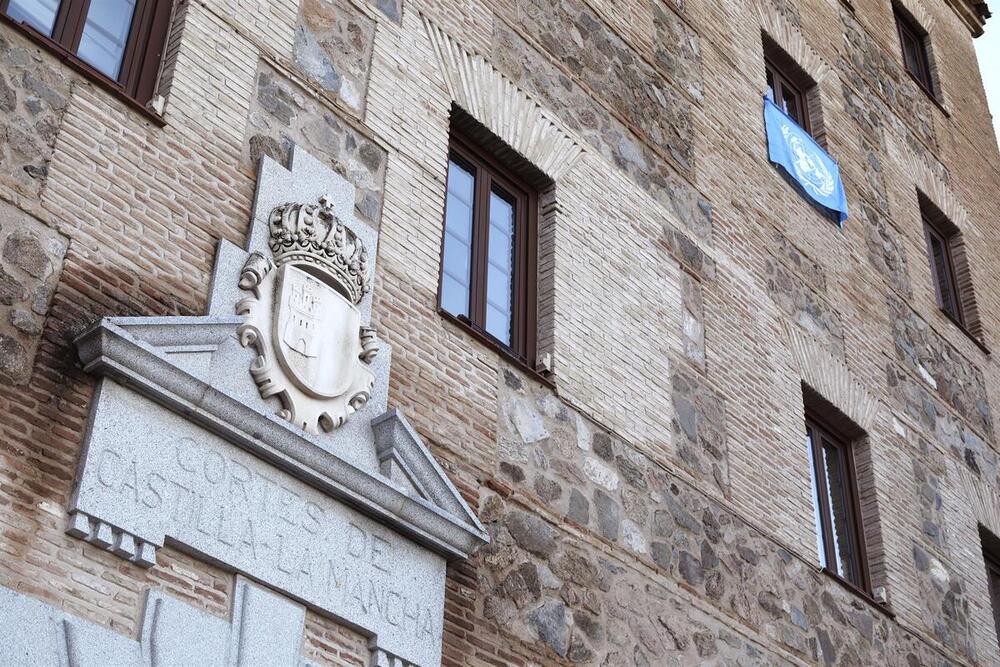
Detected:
[
  {"left": 439, "top": 124, "right": 538, "bottom": 365},
  {"left": 894, "top": 5, "right": 934, "bottom": 94},
  {"left": 923, "top": 215, "right": 964, "bottom": 325},
  {"left": 805, "top": 412, "right": 871, "bottom": 592},
  {"left": 917, "top": 191, "right": 983, "bottom": 339},
  {"left": 766, "top": 58, "right": 810, "bottom": 132},
  {"left": 1, "top": 0, "right": 173, "bottom": 104},
  {"left": 983, "top": 530, "right": 1000, "bottom": 648},
  {"left": 916, "top": 193, "right": 986, "bottom": 345},
  {"left": 762, "top": 36, "right": 821, "bottom": 140}
]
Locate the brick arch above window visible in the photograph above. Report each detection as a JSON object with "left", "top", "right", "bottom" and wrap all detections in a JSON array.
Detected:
[
  {"left": 755, "top": 1, "right": 835, "bottom": 146},
  {"left": 914, "top": 169, "right": 971, "bottom": 233},
  {"left": 903, "top": 152, "right": 985, "bottom": 342},
  {"left": 754, "top": 0, "right": 834, "bottom": 85},
  {"left": 958, "top": 467, "right": 1000, "bottom": 547},
  {"left": 783, "top": 322, "right": 880, "bottom": 433},
  {"left": 892, "top": 0, "right": 948, "bottom": 107},
  {"left": 893, "top": 0, "right": 937, "bottom": 34},
  {"left": 422, "top": 14, "right": 583, "bottom": 182}
]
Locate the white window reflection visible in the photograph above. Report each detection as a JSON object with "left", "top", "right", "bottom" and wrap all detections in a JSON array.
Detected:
[
  {"left": 822, "top": 442, "right": 858, "bottom": 584},
  {"left": 805, "top": 420, "right": 864, "bottom": 590},
  {"left": 441, "top": 160, "right": 475, "bottom": 319},
  {"left": 484, "top": 189, "right": 514, "bottom": 345},
  {"left": 805, "top": 428, "right": 827, "bottom": 569},
  {"left": 76, "top": 0, "right": 138, "bottom": 80},
  {"left": 5, "top": 0, "right": 61, "bottom": 36}
]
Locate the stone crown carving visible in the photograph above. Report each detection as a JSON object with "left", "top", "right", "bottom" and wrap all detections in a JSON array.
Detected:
[
  {"left": 236, "top": 194, "right": 378, "bottom": 433},
  {"left": 268, "top": 196, "right": 370, "bottom": 305}
]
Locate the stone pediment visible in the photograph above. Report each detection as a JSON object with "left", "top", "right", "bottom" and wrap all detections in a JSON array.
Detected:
[
  {"left": 63, "top": 147, "right": 488, "bottom": 667},
  {"left": 74, "top": 315, "right": 487, "bottom": 559}
]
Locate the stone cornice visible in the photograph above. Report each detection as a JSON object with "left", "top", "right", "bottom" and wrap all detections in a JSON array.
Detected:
[
  {"left": 945, "top": 0, "right": 990, "bottom": 37},
  {"left": 74, "top": 316, "right": 489, "bottom": 560}
]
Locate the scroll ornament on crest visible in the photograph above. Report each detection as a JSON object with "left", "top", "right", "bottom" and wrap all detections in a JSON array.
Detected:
[{"left": 236, "top": 196, "right": 379, "bottom": 433}]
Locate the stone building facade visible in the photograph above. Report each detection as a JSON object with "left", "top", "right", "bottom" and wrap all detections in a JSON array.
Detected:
[{"left": 0, "top": 0, "right": 999, "bottom": 663}]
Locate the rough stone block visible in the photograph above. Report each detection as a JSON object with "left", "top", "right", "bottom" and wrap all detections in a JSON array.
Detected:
[
  {"left": 888, "top": 295, "right": 992, "bottom": 437},
  {"left": 293, "top": 0, "right": 376, "bottom": 114},
  {"left": 0, "top": 31, "right": 73, "bottom": 198},
  {"left": 0, "top": 200, "right": 68, "bottom": 384},
  {"left": 244, "top": 63, "right": 386, "bottom": 228}
]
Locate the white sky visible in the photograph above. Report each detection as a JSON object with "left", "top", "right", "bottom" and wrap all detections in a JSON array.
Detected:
[{"left": 977, "top": 20, "right": 1000, "bottom": 142}]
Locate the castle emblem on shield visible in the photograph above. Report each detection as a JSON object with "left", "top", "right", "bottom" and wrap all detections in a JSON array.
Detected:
[{"left": 235, "top": 196, "right": 379, "bottom": 433}]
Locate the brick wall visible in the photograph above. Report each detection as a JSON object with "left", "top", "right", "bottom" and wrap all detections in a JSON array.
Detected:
[{"left": 1, "top": 0, "right": 999, "bottom": 663}]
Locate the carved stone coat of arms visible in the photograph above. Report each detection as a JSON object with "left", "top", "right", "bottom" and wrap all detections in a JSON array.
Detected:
[{"left": 236, "top": 197, "right": 378, "bottom": 432}]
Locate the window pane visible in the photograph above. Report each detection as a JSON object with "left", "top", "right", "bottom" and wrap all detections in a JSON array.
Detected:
[
  {"left": 441, "top": 160, "right": 475, "bottom": 319},
  {"left": 4, "top": 0, "right": 61, "bottom": 36},
  {"left": 805, "top": 427, "right": 828, "bottom": 569},
  {"left": 441, "top": 274, "right": 468, "bottom": 316},
  {"left": 484, "top": 189, "right": 514, "bottom": 346},
  {"left": 765, "top": 68, "right": 775, "bottom": 103},
  {"left": 902, "top": 36, "right": 922, "bottom": 79},
  {"left": 442, "top": 232, "right": 470, "bottom": 285},
  {"left": 76, "top": 0, "right": 139, "bottom": 80},
  {"left": 926, "top": 228, "right": 960, "bottom": 320},
  {"left": 988, "top": 560, "right": 1000, "bottom": 649},
  {"left": 781, "top": 84, "right": 801, "bottom": 126},
  {"left": 822, "top": 439, "right": 860, "bottom": 586}
]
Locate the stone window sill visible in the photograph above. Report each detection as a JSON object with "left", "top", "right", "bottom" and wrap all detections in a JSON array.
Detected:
[
  {"left": 438, "top": 309, "right": 554, "bottom": 389},
  {"left": 939, "top": 307, "right": 990, "bottom": 355},
  {"left": 819, "top": 567, "right": 896, "bottom": 618},
  {"left": 0, "top": 14, "right": 167, "bottom": 127},
  {"left": 906, "top": 70, "right": 950, "bottom": 118}
]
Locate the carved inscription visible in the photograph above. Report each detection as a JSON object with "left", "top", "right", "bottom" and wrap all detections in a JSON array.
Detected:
[{"left": 93, "top": 438, "right": 436, "bottom": 640}]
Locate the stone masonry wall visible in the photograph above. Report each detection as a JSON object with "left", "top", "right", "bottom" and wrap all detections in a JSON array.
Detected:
[{"left": 0, "top": 0, "right": 999, "bottom": 665}]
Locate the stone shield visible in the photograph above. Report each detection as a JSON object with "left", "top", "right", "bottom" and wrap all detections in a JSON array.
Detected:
[{"left": 274, "top": 264, "right": 361, "bottom": 399}]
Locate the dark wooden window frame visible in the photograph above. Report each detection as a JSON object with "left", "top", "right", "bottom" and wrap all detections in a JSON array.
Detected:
[
  {"left": 982, "top": 529, "right": 1000, "bottom": 649},
  {"left": 894, "top": 4, "right": 935, "bottom": 97},
  {"left": 923, "top": 213, "right": 965, "bottom": 327},
  {"left": 0, "top": 0, "right": 173, "bottom": 108},
  {"left": 765, "top": 56, "right": 811, "bottom": 134},
  {"left": 806, "top": 412, "right": 873, "bottom": 596},
  {"left": 438, "top": 129, "right": 539, "bottom": 369},
  {"left": 988, "top": 552, "right": 1000, "bottom": 647}
]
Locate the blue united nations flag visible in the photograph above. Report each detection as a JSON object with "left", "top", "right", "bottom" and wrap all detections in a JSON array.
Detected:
[{"left": 764, "top": 97, "right": 849, "bottom": 224}]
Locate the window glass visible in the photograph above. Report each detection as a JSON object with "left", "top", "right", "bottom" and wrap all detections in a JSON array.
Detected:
[
  {"left": 485, "top": 188, "right": 514, "bottom": 345},
  {"left": 987, "top": 554, "right": 1000, "bottom": 648},
  {"left": 781, "top": 85, "right": 801, "bottom": 125},
  {"left": 439, "top": 126, "right": 537, "bottom": 363},
  {"left": 805, "top": 416, "right": 868, "bottom": 592},
  {"left": 3, "top": 0, "right": 171, "bottom": 104},
  {"left": 822, "top": 439, "right": 860, "bottom": 586},
  {"left": 896, "top": 10, "right": 933, "bottom": 92},
  {"left": 441, "top": 159, "right": 475, "bottom": 318},
  {"left": 805, "top": 427, "right": 827, "bottom": 569},
  {"left": 924, "top": 219, "right": 964, "bottom": 324},
  {"left": 902, "top": 33, "right": 922, "bottom": 76},
  {"left": 76, "top": 0, "right": 138, "bottom": 79},
  {"left": 764, "top": 57, "right": 809, "bottom": 133},
  {"left": 4, "top": 0, "right": 60, "bottom": 35}
]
